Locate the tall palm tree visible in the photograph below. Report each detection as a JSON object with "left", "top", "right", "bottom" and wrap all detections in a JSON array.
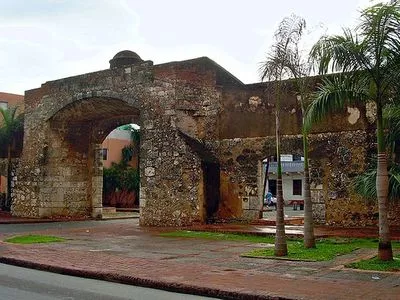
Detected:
[
  {"left": 0, "top": 106, "right": 23, "bottom": 211},
  {"left": 306, "top": 2, "right": 400, "bottom": 260},
  {"left": 280, "top": 15, "right": 316, "bottom": 249},
  {"left": 259, "top": 14, "right": 306, "bottom": 256}
]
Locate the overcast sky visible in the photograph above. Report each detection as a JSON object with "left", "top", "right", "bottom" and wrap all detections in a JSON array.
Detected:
[{"left": 1, "top": 0, "right": 382, "bottom": 95}]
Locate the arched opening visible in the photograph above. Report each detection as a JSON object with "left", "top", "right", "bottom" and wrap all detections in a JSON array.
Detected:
[
  {"left": 47, "top": 97, "right": 141, "bottom": 219},
  {"left": 260, "top": 154, "right": 305, "bottom": 221},
  {"left": 178, "top": 131, "right": 221, "bottom": 223},
  {"left": 101, "top": 123, "right": 140, "bottom": 217}
]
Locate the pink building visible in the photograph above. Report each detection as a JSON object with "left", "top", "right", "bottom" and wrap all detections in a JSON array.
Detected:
[{"left": 101, "top": 128, "right": 137, "bottom": 168}]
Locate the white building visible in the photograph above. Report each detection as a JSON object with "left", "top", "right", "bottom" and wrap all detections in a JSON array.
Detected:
[{"left": 263, "top": 155, "right": 304, "bottom": 203}]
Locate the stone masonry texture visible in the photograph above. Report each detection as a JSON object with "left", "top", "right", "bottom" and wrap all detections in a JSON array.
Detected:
[{"left": 11, "top": 51, "right": 398, "bottom": 226}]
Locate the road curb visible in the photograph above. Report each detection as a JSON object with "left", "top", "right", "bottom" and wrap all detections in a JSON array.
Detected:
[
  {"left": 0, "top": 217, "right": 138, "bottom": 225},
  {"left": 0, "top": 256, "right": 293, "bottom": 300},
  {"left": 0, "top": 219, "right": 61, "bottom": 224}
]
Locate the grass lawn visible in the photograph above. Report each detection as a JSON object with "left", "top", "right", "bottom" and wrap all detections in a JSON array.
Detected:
[
  {"left": 160, "top": 230, "right": 400, "bottom": 264},
  {"left": 346, "top": 254, "right": 400, "bottom": 272},
  {"left": 5, "top": 234, "right": 65, "bottom": 244},
  {"left": 160, "top": 230, "right": 275, "bottom": 244},
  {"left": 242, "top": 239, "right": 358, "bottom": 261}
]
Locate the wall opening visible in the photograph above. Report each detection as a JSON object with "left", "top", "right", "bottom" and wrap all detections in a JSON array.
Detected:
[
  {"left": 46, "top": 97, "right": 141, "bottom": 219},
  {"left": 101, "top": 123, "right": 140, "bottom": 216},
  {"left": 202, "top": 161, "right": 220, "bottom": 223},
  {"left": 261, "top": 154, "right": 305, "bottom": 220}
]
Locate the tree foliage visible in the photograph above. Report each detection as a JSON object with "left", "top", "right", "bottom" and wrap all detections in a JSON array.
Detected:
[
  {"left": 103, "top": 162, "right": 139, "bottom": 195},
  {"left": 0, "top": 106, "right": 24, "bottom": 152},
  {"left": 307, "top": 1, "right": 400, "bottom": 261},
  {"left": 354, "top": 103, "right": 400, "bottom": 200},
  {"left": 103, "top": 125, "right": 141, "bottom": 207},
  {"left": 0, "top": 106, "right": 24, "bottom": 210}
]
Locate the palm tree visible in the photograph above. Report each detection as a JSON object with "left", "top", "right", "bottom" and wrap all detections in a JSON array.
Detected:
[
  {"left": 306, "top": 2, "right": 400, "bottom": 260},
  {"left": 353, "top": 103, "right": 400, "bottom": 200},
  {"left": 0, "top": 106, "right": 23, "bottom": 211},
  {"left": 259, "top": 14, "right": 306, "bottom": 256},
  {"left": 279, "top": 15, "right": 316, "bottom": 249}
]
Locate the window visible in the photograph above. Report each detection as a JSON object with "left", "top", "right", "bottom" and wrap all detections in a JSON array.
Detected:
[
  {"left": 101, "top": 148, "right": 108, "bottom": 160},
  {"left": 0, "top": 102, "right": 7, "bottom": 110},
  {"left": 268, "top": 179, "right": 277, "bottom": 196},
  {"left": 293, "top": 154, "right": 302, "bottom": 161},
  {"left": 293, "top": 179, "right": 302, "bottom": 196}
]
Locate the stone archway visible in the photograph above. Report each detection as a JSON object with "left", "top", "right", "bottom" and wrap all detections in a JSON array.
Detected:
[
  {"left": 12, "top": 51, "right": 219, "bottom": 226},
  {"left": 47, "top": 97, "right": 141, "bottom": 218}
]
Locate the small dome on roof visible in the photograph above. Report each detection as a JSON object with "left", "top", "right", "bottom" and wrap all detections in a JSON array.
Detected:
[{"left": 109, "top": 50, "right": 143, "bottom": 68}]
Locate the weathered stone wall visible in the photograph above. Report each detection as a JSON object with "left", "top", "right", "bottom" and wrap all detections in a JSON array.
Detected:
[
  {"left": 208, "top": 130, "right": 374, "bottom": 224},
  {"left": 209, "top": 80, "right": 392, "bottom": 226},
  {"left": 208, "top": 136, "right": 301, "bottom": 221},
  {"left": 13, "top": 57, "right": 224, "bottom": 226},
  {"left": 218, "top": 80, "right": 368, "bottom": 140},
  {"left": 13, "top": 52, "right": 398, "bottom": 227},
  {"left": 326, "top": 198, "right": 400, "bottom": 227}
]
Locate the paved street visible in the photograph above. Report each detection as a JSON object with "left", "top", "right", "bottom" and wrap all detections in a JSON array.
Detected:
[
  {"left": 0, "top": 263, "right": 215, "bottom": 300},
  {"left": 0, "top": 219, "right": 399, "bottom": 299}
]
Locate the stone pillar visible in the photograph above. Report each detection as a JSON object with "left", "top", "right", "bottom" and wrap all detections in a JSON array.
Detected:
[
  {"left": 90, "top": 143, "right": 103, "bottom": 219},
  {"left": 12, "top": 116, "right": 49, "bottom": 218},
  {"left": 311, "top": 185, "right": 325, "bottom": 224}
]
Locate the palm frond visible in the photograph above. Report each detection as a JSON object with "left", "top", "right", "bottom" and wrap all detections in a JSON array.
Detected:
[
  {"left": 353, "top": 163, "right": 400, "bottom": 200},
  {"left": 0, "top": 106, "right": 23, "bottom": 147},
  {"left": 390, "top": 164, "right": 400, "bottom": 199},
  {"left": 359, "top": 2, "right": 400, "bottom": 59},
  {"left": 260, "top": 14, "right": 306, "bottom": 82},
  {"left": 275, "top": 14, "right": 306, "bottom": 49},
  {"left": 384, "top": 103, "right": 400, "bottom": 146},
  {"left": 304, "top": 75, "right": 369, "bottom": 132},
  {"left": 380, "top": 52, "right": 400, "bottom": 98},
  {"left": 353, "top": 168, "right": 378, "bottom": 199},
  {"left": 309, "top": 30, "right": 372, "bottom": 75}
]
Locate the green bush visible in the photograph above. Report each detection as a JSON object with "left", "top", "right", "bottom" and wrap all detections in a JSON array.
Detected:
[{"left": 103, "top": 163, "right": 139, "bottom": 195}]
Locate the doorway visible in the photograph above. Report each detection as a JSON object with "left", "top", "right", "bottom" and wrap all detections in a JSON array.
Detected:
[{"left": 202, "top": 161, "right": 220, "bottom": 222}]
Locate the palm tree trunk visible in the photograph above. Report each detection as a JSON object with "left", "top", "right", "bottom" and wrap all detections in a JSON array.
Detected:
[
  {"left": 5, "top": 143, "right": 11, "bottom": 211},
  {"left": 303, "top": 132, "right": 315, "bottom": 248},
  {"left": 274, "top": 87, "right": 287, "bottom": 256},
  {"left": 376, "top": 104, "right": 393, "bottom": 261},
  {"left": 299, "top": 92, "right": 315, "bottom": 249}
]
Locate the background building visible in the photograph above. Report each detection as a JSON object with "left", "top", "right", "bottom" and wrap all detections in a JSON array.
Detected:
[
  {"left": 101, "top": 127, "right": 136, "bottom": 168},
  {"left": 0, "top": 92, "right": 24, "bottom": 195},
  {"left": 264, "top": 154, "right": 305, "bottom": 204}
]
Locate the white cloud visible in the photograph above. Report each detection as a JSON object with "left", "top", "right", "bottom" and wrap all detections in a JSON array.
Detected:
[{"left": 0, "top": 0, "right": 389, "bottom": 94}]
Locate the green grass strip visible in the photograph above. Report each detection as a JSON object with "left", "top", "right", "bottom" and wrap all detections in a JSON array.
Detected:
[
  {"left": 160, "top": 231, "right": 400, "bottom": 262},
  {"left": 242, "top": 240, "right": 358, "bottom": 261},
  {"left": 160, "top": 230, "right": 275, "bottom": 244},
  {"left": 346, "top": 254, "right": 400, "bottom": 272},
  {"left": 5, "top": 234, "right": 65, "bottom": 244}
]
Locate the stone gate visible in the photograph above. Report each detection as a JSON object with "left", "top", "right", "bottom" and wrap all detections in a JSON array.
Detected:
[{"left": 13, "top": 50, "right": 391, "bottom": 227}]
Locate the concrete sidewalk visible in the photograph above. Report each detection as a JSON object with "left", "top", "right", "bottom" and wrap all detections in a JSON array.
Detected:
[{"left": 0, "top": 219, "right": 399, "bottom": 299}]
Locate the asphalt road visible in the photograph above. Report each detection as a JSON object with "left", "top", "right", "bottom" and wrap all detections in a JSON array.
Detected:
[{"left": 0, "top": 263, "right": 217, "bottom": 300}]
